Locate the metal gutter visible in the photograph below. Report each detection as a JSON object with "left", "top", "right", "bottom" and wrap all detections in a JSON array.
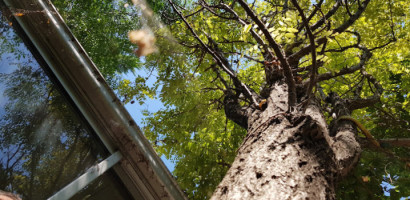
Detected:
[{"left": 2, "top": 0, "right": 187, "bottom": 199}]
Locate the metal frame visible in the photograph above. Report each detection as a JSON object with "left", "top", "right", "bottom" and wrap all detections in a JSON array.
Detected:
[
  {"left": 48, "top": 151, "right": 123, "bottom": 200},
  {"left": 2, "top": 0, "right": 186, "bottom": 199}
]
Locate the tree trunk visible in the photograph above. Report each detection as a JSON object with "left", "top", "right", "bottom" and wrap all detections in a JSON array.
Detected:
[{"left": 213, "top": 83, "right": 362, "bottom": 199}]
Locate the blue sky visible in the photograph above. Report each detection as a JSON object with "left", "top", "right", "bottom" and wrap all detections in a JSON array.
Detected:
[{"left": 121, "top": 69, "right": 176, "bottom": 172}]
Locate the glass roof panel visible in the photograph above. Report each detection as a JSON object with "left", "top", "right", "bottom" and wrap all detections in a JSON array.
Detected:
[{"left": 0, "top": 6, "right": 132, "bottom": 200}]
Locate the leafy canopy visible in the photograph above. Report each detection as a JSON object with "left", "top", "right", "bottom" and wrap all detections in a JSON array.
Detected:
[{"left": 139, "top": 0, "right": 410, "bottom": 199}]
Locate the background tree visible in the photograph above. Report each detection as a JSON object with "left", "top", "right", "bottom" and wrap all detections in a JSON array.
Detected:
[
  {"left": 134, "top": 0, "right": 410, "bottom": 199},
  {"left": 0, "top": 64, "right": 109, "bottom": 199},
  {"left": 51, "top": 0, "right": 139, "bottom": 76}
]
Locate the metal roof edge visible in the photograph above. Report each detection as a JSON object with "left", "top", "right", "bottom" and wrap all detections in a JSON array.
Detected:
[{"left": 2, "top": 0, "right": 186, "bottom": 199}]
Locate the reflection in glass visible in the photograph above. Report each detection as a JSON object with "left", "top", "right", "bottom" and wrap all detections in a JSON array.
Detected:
[
  {"left": 71, "top": 168, "right": 133, "bottom": 200},
  {"left": 0, "top": 6, "right": 131, "bottom": 200}
]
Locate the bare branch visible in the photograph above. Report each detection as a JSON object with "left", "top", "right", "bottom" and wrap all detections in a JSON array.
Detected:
[
  {"left": 211, "top": 64, "right": 230, "bottom": 90},
  {"left": 361, "top": 69, "right": 383, "bottom": 95},
  {"left": 376, "top": 106, "right": 410, "bottom": 131},
  {"left": 207, "top": 2, "right": 281, "bottom": 86},
  {"left": 184, "top": 7, "right": 205, "bottom": 19},
  {"left": 344, "top": 69, "right": 382, "bottom": 110},
  {"left": 191, "top": 51, "right": 206, "bottom": 78},
  {"left": 200, "top": 1, "right": 237, "bottom": 20},
  {"left": 292, "top": 61, "right": 325, "bottom": 74},
  {"left": 225, "top": 51, "right": 264, "bottom": 64}
]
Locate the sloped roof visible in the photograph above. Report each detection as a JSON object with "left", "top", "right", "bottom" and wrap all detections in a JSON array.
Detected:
[{"left": 2, "top": 0, "right": 186, "bottom": 199}]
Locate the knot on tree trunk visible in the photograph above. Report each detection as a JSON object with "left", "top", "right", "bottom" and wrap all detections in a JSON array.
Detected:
[{"left": 288, "top": 114, "right": 327, "bottom": 141}]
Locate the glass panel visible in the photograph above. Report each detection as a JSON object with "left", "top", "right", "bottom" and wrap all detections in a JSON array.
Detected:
[
  {"left": 0, "top": 5, "right": 132, "bottom": 200},
  {"left": 70, "top": 168, "right": 134, "bottom": 200}
]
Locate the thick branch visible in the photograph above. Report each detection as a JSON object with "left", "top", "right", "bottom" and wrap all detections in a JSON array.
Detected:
[
  {"left": 288, "top": 37, "right": 327, "bottom": 64},
  {"left": 379, "top": 138, "right": 410, "bottom": 148},
  {"left": 236, "top": 0, "right": 297, "bottom": 107},
  {"left": 327, "top": 93, "right": 362, "bottom": 177},
  {"left": 346, "top": 97, "right": 379, "bottom": 111},
  {"left": 224, "top": 90, "right": 249, "bottom": 129},
  {"left": 333, "top": 0, "right": 370, "bottom": 33}
]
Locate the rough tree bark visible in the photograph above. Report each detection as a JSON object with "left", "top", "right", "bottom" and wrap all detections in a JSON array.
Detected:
[{"left": 212, "top": 82, "right": 362, "bottom": 199}]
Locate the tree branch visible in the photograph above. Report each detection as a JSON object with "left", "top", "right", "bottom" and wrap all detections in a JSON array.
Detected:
[
  {"left": 325, "top": 31, "right": 361, "bottom": 53},
  {"left": 296, "top": 0, "right": 324, "bottom": 32},
  {"left": 317, "top": 47, "right": 372, "bottom": 82},
  {"left": 307, "top": 0, "right": 325, "bottom": 23},
  {"left": 291, "top": 0, "right": 317, "bottom": 108},
  {"left": 217, "top": 3, "right": 275, "bottom": 61},
  {"left": 200, "top": 1, "right": 237, "bottom": 20},
  {"left": 311, "top": 0, "right": 342, "bottom": 32},
  {"left": 368, "top": 37, "right": 397, "bottom": 51},
  {"left": 236, "top": 0, "right": 297, "bottom": 108},
  {"left": 346, "top": 97, "right": 379, "bottom": 111},
  {"left": 345, "top": 68, "right": 383, "bottom": 110},
  {"left": 168, "top": 0, "right": 260, "bottom": 107},
  {"left": 333, "top": 0, "right": 370, "bottom": 33},
  {"left": 288, "top": 37, "right": 327, "bottom": 65},
  {"left": 343, "top": 0, "right": 353, "bottom": 17},
  {"left": 379, "top": 138, "right": 410, "bottom": 148},
  {"left": 224, "top": 90, "right": 250, "bottom": 129}
]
